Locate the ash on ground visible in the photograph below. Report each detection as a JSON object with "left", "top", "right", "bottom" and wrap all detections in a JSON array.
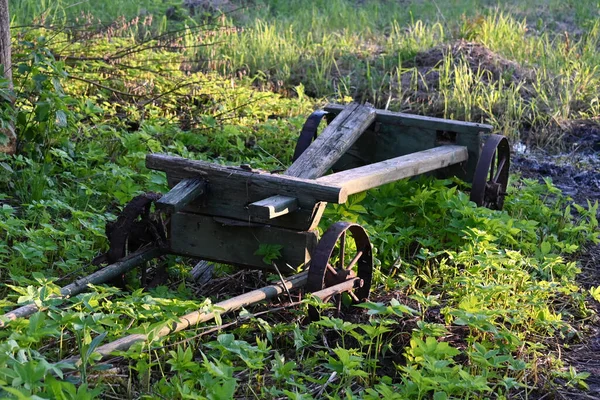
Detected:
[{"left": 512, "top": 121, "right": 600, "bottom": 399}]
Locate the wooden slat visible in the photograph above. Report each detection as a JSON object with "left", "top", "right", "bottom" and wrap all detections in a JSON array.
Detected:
[
  {"left": 166, "top": 173, "right": 328, "bottom": 231},
  {"left": 168, "top": 213, "right": 319, "bottom": 271},
  {"left": 156, "top": 177, "right": 207, "bottom": 213},
  {"left": 285, "top": 103, "right": 376, "bottom": 179},
  {"left": 317, "top": 145, "right": 468, "bottom": 196},
  {"left": 147, "top": 154, "right": 345, "bottom": 204},
  {"left": 247, "top": 195, "right": 298, "bottom": 219},
  {"left": 324, "top": 104, "right": 492, "bottom": 134}
]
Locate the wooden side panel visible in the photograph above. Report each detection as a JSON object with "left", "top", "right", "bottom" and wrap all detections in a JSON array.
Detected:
[
  {"left": 168, "top": 213, "right": 319, "bottom": 271},
  {"left": 166, "top": 173, "right": 328, "bottom": 231},
  {"left": 149, "top": 153, "right": 341, "bottom": 230},
  {"left": 325, "top": 105, "right": 491, "bottom": 182},
  {"left": 324, "top": 104, "right": 493, "bottom": 134}
]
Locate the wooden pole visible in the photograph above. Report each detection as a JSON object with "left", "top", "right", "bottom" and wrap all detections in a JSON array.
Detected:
[
  {"left": 66, "top": 274, "right": 362, "bottom": 364},
  {"left": 81, "top": 271, "right": 309, "bottom": 360},
  {"left": 0, "top": 248, "right": 161, "bottom": 326},
  {"left": 316, "top": 145, "right": 469, "bottom": 196}
]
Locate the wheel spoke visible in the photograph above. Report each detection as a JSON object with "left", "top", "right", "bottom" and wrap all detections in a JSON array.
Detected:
[
  {"left": 305, "top": 222, "right": 373, "bottom": 321},
  {"left": 489, "top": 150, "right": 496, "bottom": 182},
  {"left": 346, "top": 249, "right": 365, "bottom": 272},
  {"left": 326, "top": 263, "right": 338, "bottom": 276},
  {"left": 492, "top": 156, "right": 507, "bottom": 183},
  {"left": 338, "top": 231, "right": 346, "bottom": 270}
]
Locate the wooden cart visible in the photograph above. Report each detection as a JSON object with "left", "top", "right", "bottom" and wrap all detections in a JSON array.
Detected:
[
  {"left": 1, "top": 103, "right": 511, "bottom": 358},
  {"left": 140, "top": 103, "right": 509, "bottom": 311}
]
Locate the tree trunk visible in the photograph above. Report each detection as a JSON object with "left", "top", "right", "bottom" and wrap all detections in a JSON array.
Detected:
[{"left": 0, "top": 0, "right": 16, "bottom": 155}]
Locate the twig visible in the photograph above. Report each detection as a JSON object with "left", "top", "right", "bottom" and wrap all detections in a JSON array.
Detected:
[
  {"left": 67, "top": 75, "right": 144, "bottom": 98},
  {"left": 272, "top": 262, "right": 293, "bottom": 303}
]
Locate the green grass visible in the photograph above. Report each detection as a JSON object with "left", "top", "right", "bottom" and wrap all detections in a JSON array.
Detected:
[
  {"left": 1, "top": 0, "right": 600, "bottom": 398},
  {"left": 187, "top": 3, "right": 600, "bottom": 145},
  {"left": 9, "top": 0, "right": 600, "bottom": 144}
]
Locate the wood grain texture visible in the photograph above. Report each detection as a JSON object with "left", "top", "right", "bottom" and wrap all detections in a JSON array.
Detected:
[
  {"left": 285, "top": 103, "right": 376, "bottom": 179},
  {"left": 147, "top": 154, "right": 344, "bottom": 203},
  {"left": 317, "top": 145, "right": 468, "bottom": 195},
  {"left": 156, "top": 177, "right": 207, "bottom": 213},
  {"left": 324, "top": 104, "right": 493, "bottom": 134},
  {"left": 249, "top": 103, "right": 376, "bottom": 219},
  {"left": 148, "top": 154, "right": 342, "bottom": 230},
  {"left": 168, "top": 213, "right": 319, "bottom": 270}
]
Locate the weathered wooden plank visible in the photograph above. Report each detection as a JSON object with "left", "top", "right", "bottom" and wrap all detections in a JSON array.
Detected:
[
  {"left": 317, "top": 145, "right": 469, "bottom": 195},
  {"left": 248, "top": 195, "right": 298, "bottom": 219},
  {"left": 149, "top": 154, "right": 343, "bottom": 230},
  {"left": 188, "top": 260, "right": 214, "bottom": 285},
  {"left": 166, "top": 172, "right": 328, "bottom": 230},
  {"left": 147, "top": 154, "right": 345, "bottom": 203},
  {"left": 249, "top": 104, "right": 375, "bottom": 219},
  {"left": 285, "top": 103, "right": 376, "bottom": 179},
  {"left": 156, "top": 177, "right": 207, "bottom": 213},
  {"left": 168, "top": 213, "right": 319, "bottom": 271},
  {"left": 324, "top": 104, "right": 493, "bottom": 134}
]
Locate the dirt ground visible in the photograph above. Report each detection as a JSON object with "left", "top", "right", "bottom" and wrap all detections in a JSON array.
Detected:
[{"left": 512, "top": 122, "right": 600, "bottom": 399}]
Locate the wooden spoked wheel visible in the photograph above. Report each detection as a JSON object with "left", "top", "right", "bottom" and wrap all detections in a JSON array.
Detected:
[
  {"left": 305, "top": 222, "right": 373, "bottom": 321},
  {"left": 470, "top": 134, "right": 510, "bottom": 210}
]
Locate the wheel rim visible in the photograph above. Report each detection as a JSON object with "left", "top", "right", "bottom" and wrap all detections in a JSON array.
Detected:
[
  {"left": 470, "top": 134, "right": 510, "bottom": 210},
  {"left": 306, "top": 222, "right": 373, "bottom": 320},
  {"left": 292, "top": 110, "right": 328, "bottom": 162}
]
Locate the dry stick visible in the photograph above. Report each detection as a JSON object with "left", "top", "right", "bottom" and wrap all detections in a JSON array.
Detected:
[
  {"left": 67, "top": 275, "right": 360, "bottom": 364},
  {"left": 0, "top": 247, "right": 161, "bottom": 327}
]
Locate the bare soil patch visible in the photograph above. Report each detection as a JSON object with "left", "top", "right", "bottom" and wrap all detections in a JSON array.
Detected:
[
  {"left": 512, "top": 120, "right": 600, "bottom": 399},
  {"left": 389, "top": 39, "right": 537, "bottom": 116}
]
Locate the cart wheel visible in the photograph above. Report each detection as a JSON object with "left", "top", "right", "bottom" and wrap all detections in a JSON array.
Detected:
[
  {"left": 470, "top": 134, "right": 510, "bottom": 210},
  {"left": 305, "top": 222, "right": 373, "bottom": 321},
  {"left": 93, "top": 192, "right": 166, "bottom": 286},
  {"left": 292, "top": 110, "right": 328, "bottom": 162}
]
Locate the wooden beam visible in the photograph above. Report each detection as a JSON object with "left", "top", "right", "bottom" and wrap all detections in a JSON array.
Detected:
[
  {"left": 73, "top": 271, "right": 310, "bottom": 360},
  {"left": 156, "top": 177, "right": 207, "bottom": 213},
  {"left": 247, "top": 195, "right": 298, "bottom": 219},
  {"left": 316, "top": 145, "right": 468, "bottom": 196},
  {"left": 146, "top": 154, "right": 345, "bottom": 204},
  {"left": 188, "top": 260, "right": 214, "bottom": 285},
  {"left": 285, "top": 103, "right": 376, "bottom": 179},
  {"left": 168, "top": 213, "right": 319, "bottom": 270},
  {"left": 324, "top": 104, "right": 492, "bottom": 134},
  {"left": 0, "top": 248, "right": 161, "bottom": 327}
]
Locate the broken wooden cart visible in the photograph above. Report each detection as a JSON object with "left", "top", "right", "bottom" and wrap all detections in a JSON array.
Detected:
[
  {"left": 2, "top": 103, "right": 510, "bottom": 359},
  {"left": 125, "top": 102, "right": 509, "bottom": 316}
]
